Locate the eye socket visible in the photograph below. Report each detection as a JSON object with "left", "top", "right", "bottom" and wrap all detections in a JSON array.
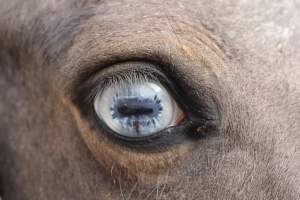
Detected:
[
  {"left": 94, "top": 78, "right": 185, "bottom": 138},
  {"left": 71, "top": 61, "right": 218, "bottom": 149},
  {"left": 67, "top": 59, "right": 220, "bottom": 183}
]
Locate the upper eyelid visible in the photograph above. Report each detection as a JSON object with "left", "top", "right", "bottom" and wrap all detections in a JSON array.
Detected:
[
  {"left": 69, "top": 61, "right": 174, "bottom": 112},
  {"left": 99, "top": 65, "right": 161, "bottom": 87},
  {"left": 62, "top": 45, "right": 223, "bottom": 102},
  {"left": 83, "top": 62, "right": 179, "bottom": 106},
  {"left": 76, "top": 60, "right": 220, "bottom": 121},
  {"left": 69, "top": 58, "right": 221, "bottom": 120}
]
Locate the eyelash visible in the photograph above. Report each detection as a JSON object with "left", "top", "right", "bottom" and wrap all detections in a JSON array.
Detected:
[
  {"left": 72, "top": 61, "right": 217, "bottom": 151},
  {"left": 88, "top": 68, "right": 160, "bottom": 103}
]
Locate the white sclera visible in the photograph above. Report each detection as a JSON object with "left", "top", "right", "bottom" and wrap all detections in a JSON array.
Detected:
[{"left": 94, "top": 81, "right": 183, "bottom": 137}]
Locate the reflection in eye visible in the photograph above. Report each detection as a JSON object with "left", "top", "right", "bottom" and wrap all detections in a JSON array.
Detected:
[{"left": 94, "top": 79, "right": 185, "bottom": 138}]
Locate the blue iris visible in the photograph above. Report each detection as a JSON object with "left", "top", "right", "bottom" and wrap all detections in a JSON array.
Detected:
[
  {"left": 94, "top": 81, "right": 182, "bottom": 137},
  {"left": 110, "top": 94, "right": 163, "bottom": 134}
]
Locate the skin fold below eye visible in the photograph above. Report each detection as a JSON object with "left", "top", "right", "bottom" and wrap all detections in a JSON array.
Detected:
[{"left": 67, "top": 61, "right": 219, "bottom": 185}]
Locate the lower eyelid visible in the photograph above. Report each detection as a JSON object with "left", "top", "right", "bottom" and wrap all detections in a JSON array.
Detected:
[{"left": 63, "top": 95, "right": 193, "bottom": 185}]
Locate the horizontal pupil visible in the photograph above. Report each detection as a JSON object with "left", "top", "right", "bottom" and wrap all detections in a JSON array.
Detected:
[{"left": 117, "top": 105, "right": 154, "bottom": 116}]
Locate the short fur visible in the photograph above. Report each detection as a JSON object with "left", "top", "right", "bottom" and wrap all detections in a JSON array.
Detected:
[{"left": 0, "top": 0, "right": 299, "bottom": 199}]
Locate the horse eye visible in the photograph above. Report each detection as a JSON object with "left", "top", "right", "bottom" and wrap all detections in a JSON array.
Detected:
[{"left": 93, "top": 78, "right": 185, "bottom": 139}]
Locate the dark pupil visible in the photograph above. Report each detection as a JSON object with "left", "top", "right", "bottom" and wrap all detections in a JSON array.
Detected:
[
  {"left": 113, "top": 97, "right": 162, "bottom": 119},
  {"left": 118, "top": 105, "right": 154, "bottom": 116}
]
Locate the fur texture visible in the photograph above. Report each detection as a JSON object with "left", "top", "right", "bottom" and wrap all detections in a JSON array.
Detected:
[{"left": 0, "top": 0, "right": 299, "bottom": 199}]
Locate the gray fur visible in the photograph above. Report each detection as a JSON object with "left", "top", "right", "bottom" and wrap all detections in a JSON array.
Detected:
[{"left": 0, "top": 0, "right": 299, "bottom": 199}]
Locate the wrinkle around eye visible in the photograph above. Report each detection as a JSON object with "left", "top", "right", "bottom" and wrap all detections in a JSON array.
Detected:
[
  {"left": 59, "top": 16, "right": 227, "bottom": 93},
  {"left": 57, "top": 19, "right": 226, "bottom": 187},
  {"left": 60, "top": 59, "right": 222, "bottom": 188}
]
